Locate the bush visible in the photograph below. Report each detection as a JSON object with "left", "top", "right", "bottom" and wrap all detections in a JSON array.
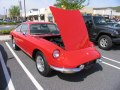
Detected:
[
  {"left": 0, "top": 22, "right": 18, "bottom": 25},
  {"left": 0, "top": 28, "right": 14, "bottom": 35}
]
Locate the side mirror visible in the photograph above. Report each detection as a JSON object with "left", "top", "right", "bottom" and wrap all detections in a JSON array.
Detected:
[{"left": 23, "top": 32, "right": 26, "bottom": 35}]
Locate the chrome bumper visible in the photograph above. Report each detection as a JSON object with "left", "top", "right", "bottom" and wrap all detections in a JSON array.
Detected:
[
  {"left": 50, "top": 65, "right": 85, "bottom": 74},
  {"left": 50, "top": 59, "right": 102, "bottom": 74},
  {"left": 96, "top": 59, "right": 102, "bottom": 63}
]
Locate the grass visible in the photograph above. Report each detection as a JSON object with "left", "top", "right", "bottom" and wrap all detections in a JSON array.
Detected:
[
  {"left": 0, "top": 22, "right": 19, "bottom": 25},
  {"left": 0, "top": 28, "right": 14, "bottom": 35}
]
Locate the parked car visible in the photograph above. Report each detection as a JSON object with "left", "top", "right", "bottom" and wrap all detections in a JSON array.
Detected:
[
  {"left": 83, "top": 15, "right": 120, "bottom": 50},
  {"left": 11, "top": 7, "right": 101, "bottom": 76},
  {"left": 107, "top": 22, "right": 120, "bottom": 28},
  {"left": 117, "top": 21, "right": 120, "bottom": 24},
  {"left": 0, "top": 19, "right": 3, "bottom": 22},
  {"left": 3, "top": 19, "right": 12, "bottom": 22}
]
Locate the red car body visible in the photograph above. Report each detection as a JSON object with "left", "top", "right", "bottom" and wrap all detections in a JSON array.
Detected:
[{"left": 10, "top": 7, "right": 101, "bottom": 75}]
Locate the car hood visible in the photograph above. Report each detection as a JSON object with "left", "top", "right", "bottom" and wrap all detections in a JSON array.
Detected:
[{"left": 50, "top": 6, "right": 90, "bottom": 51}]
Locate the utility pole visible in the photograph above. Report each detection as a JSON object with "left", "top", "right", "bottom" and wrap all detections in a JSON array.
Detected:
[
  {"left": 19, "top": 0, "right": 22, "bottom": 17},
  {"left": 24, "top": 0, "right": 26, "bottom": 21},
  {"left": 6, "top": 9, "right": 7, "bottom": 18}
]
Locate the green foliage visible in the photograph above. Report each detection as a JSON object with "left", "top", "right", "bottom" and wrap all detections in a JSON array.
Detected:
[
  {"left": 54, "top": 0, "right": 89, "bottom": 10},
  {"left": 111, "top": 6, "right": 120, "bottom": 12},
  {"left": 0, "top": 22, "right": 17, "bottom": 25},
  {"left": 0, "top": 29, "right": 13, "bottom": 35},
  {"left": 9, "top": 5, "right": 20, "bottom": 18}
]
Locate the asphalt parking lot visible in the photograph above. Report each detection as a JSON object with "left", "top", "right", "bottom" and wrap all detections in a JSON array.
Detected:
[{"left": 0, "top": 41, "right": 120, "bottom": 90}]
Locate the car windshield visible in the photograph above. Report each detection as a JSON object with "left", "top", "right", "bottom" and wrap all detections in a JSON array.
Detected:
[
  {"left": 93, "top": 17, "right": 107, "bottom": 25},
  {"left": 30, "top": 23, "right": 60, "bottom": 35}
]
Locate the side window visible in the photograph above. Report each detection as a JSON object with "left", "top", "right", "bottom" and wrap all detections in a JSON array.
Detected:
[
  {"left": 16, "top": 25, "right": 22, "bottom": 32},
  {"left": 83, "top": 16, "right": 93, "bottom": 27},
  {"left": 21, "top": 24, "right": 28, "bottom": 33}
]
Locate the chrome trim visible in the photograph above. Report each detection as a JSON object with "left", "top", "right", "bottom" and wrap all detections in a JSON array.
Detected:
[
  {"left": 96, "top": 59, "right": 102, "bottom": 63},
  {"left": 50, "top": 65, "right": 84, "bottom": 74}
]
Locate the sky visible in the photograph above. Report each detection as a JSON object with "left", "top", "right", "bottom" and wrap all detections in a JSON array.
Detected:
[{"left": 0, "top": 0, "right": 120, "bottom": 15}]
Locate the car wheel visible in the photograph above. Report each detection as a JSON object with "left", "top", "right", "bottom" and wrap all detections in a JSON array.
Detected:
[
  {"left": 98, "top": 35, "right": 112, "bottom": 50},
  {"left": 12, "top": 38, "right": 19, "bottom": 50},
  {"left": 35, "top": 51, "right": 52, "bottom": 76}
]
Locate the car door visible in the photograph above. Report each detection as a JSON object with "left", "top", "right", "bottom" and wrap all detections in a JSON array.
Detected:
[
  {"left": 13, "top": 24, "right": 22, "bottom": 47},
  {"left": 17, "top": 23, "right": 29, "bottom": 52},
  {"left": 83, "top": 16, "right": 95, "bottom": 41}
]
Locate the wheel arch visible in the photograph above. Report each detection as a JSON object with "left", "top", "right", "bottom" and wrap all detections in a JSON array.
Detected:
[
  {"left": 11, "top": 35, "right": 13, "bottom": 40},
  {"left": 32, "top": 49, "right": 43, "bottom": 60},
  {"left": 96, "top": 32, "right": 112, "bottom": 41}
]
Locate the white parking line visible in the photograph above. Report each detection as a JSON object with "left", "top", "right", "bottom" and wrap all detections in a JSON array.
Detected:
[
  {"left": 102, "top": 61, "right": 120, "bottom": 70},
  {"left": 5, "top": 42, "right": 44, "bottom": 90},
  {"left": 0, "top": 52, "right": 15, "bottom": 90},
  {"left": 102, "top": 56, "right": 120, "bottom": 64}
]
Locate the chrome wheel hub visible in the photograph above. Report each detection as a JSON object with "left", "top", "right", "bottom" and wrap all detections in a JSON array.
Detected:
[
  {"left": 12, "top": 39, "right": 15, "bottom": 48},
  {"left": 100, "top": 38, "right": 108, "bottom": 47},
  {"left": 36, "top": 56, "right": 45, "bottom": 72}
]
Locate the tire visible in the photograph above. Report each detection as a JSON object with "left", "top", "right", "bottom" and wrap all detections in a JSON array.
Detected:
[
  {"left": 35, "top": 51, "right": 52, "bottom": 76},
  {"left": 12, "top": 38, "right": 19, "bottom": 50},
  {"left": 98, "top": 35, "right": 113, "bottom": 50}
]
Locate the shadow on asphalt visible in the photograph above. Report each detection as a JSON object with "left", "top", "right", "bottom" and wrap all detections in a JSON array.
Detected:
[
  {"left": 56, "top": 63, "right": 103, "bottom": 82},
  {"left": 0, "top": 44, "right": 13, "bottom": 90}
]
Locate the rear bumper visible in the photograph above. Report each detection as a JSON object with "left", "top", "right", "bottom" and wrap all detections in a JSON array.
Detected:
[{"left": 50, "top": 59, "right": 102, "bottom": 73}]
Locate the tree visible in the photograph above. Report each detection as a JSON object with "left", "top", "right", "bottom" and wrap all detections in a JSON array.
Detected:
[
  {"left": 9, "top": 6, "right": 20, "bottom": 20},
  {"left": 54, "top": 0, "right": 89, "bottom": 10}
]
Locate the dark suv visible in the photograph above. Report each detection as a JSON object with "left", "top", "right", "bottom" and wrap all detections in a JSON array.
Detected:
[{"left": 83, "top": 15, "right": 120, "bottom": 50}]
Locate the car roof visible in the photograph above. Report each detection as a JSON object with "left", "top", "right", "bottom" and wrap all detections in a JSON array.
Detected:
[{"left": 22, "top": 21, "right": 53, "bottom": 25}]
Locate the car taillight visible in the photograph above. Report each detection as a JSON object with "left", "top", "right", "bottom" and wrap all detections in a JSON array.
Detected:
[{"left": 53, "top": 50, "right": 60, "bottom": 58}]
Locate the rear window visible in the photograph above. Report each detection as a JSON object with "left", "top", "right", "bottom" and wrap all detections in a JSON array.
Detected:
[{"left": 30, "top": 23, "right": 59, "bottom": 35}]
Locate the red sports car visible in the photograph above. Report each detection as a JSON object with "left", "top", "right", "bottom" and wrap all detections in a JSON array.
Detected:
[{"left": 10, "top": 7, "right": 101, "bottom": 76}]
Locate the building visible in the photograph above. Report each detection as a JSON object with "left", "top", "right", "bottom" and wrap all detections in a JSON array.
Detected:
[
  {"left": 93, "top": 7, "right": 120, "bottom": 18},
  {"left": 26, "top": 8, "right": 54, "bottom": 22},
  {"left": 26, "top": 7, "right": 120, "bottom": 22},
  {"left": 26, "top": 9, "right": 39, "bottom": 21},
  {"left": 0, "top": 14, "right": 4, "bottom": 19},
  {"left": 26, "top": 7, "right": 94, "bottom": 22}
]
